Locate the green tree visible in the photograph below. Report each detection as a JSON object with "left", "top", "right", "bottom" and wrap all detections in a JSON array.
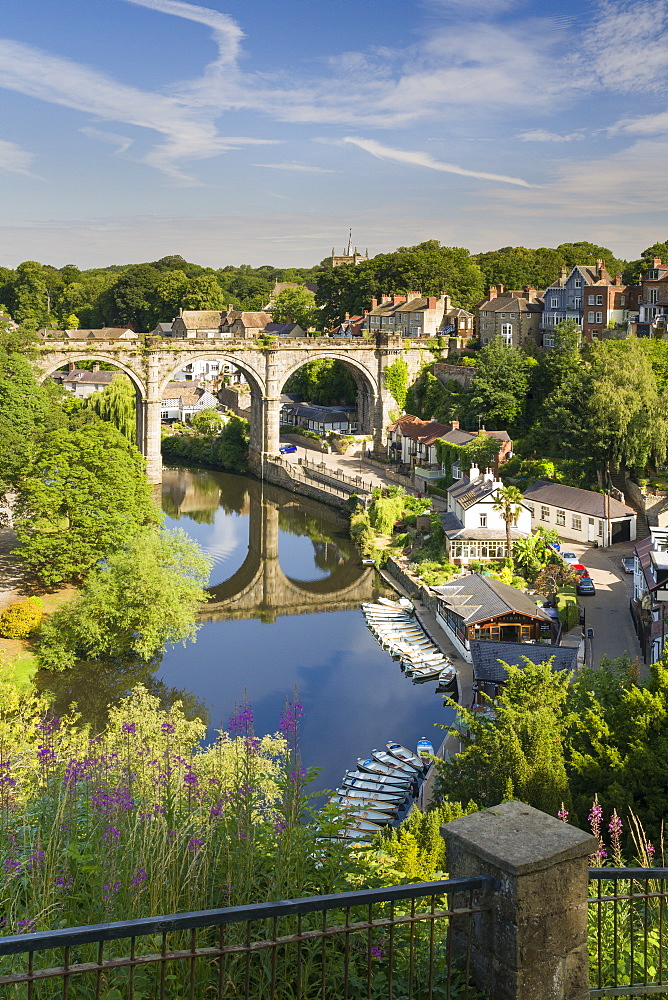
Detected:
[
  {"left": 435, "top": 659, "right": 572, "bottom": 815},
  {"left": 191, "top": 408, "right": 224, "bottom": 436},
  {"left": 492, "top": 484, "right": 524, "bottom": 558},
  {"left": 182, "top": 275, "right": 224, "bottom": 311},
  {"left": 84, "top": 374, "right": 137, "bottom": 443},
  {"left": 463, "top": 337, "right": 533, "bottom": 431},
  {"left": 533, "top": 563, "right": 577, "bottom": 596},
  {"left": 13, "top": 419, "right": 159, "bottom": 584},
  {"left": 284, "top": 359, "right": 356, "bottom": 406},
  {"left": 383, "top": 356, "right": 410, "bottom": 410},
  {"left": 155, "top": 269, "right": 190, "bottom": 319},
  {"left": 211, "top": 415, "right": 249, "bottom": 471},
  {"left": 272, "top": 286, "right": 318, "bottom": 330},
  {"left": 12, "top": 261, "right": 49, "bottom": 326},
  {"left": 106, "top": 264, "right": 160, "bottom": 330},
  {"left": 37, "top": 528, "right": 211, "bottom": 670},
  {"left": 462, "top": 433, "right": 502, "bottom": 474}
]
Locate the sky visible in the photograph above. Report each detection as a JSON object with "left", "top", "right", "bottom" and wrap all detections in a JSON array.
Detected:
[{"left": 1, "top": 0, "right": 668, "bottom": 269}]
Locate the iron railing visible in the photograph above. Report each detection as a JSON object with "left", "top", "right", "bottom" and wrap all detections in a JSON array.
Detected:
[
  {"left": 0, "top": 876, "right": 494, "bottom": 999},
  {"left": 589, "top": 867, "right": 668, "bottom": 997}
]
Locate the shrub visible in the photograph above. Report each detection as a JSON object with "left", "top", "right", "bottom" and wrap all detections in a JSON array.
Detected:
[{"left": 0, "top": 597, "right": 43, "bottom": 639}]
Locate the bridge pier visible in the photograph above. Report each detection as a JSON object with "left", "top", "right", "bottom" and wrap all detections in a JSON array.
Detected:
[{"left": 145, "top": 362, "right": 164, "bottom": 485}]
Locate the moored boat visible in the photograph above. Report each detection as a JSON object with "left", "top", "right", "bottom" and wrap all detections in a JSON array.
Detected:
[
  {"left": 343, "top": 769, "right": 411, "bottom": 790},
  {"left": 385, "top": 742, "right": 425, "bottom": 771},
  {"left": 371, "top": 749, "right": 421, "bottom": 775},
  {"left": 356, "top": 758, "right": 414, "bottom": 780},
  {"left": 417, "top": 738, "right": 435, "bottom": 762}
]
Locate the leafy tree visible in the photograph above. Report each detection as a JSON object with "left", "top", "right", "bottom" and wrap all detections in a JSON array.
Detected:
[
  {"left": 492, "top": 484, "right": 524, "bottom": 558},
  {"left": 191, "top": 408, "right": 224, "bottom": 436},
  {"left": 462, "top": 433, "right": 502, "bottom": 475},
  {"left": 12, "top": 261, "right": 49, "bottom": 326},
  {"left": 272, "top": 286, "right": 318, "bottom": 330},
  {"left": 405, "top": 369, "right": 458, "bottom": 422},
  {"left": 84, "top": 374, "right": 137, "bottom": 443},
  {"left": 211, "top": 415, "right": 249, "bottom": 471},
  {"left": 625, "top": 240, "right": 668, "bottom": 283},
  {"left": 182, "top": 275, "right": 224, "bottom": 311},
  {"left": 106, "top": 264, "right": 160, "bottom": 330},
  {"left": 155, "top": 269, "right": 190, "bottom": 319},
  {"left": 533, "top": 563, "right": 577, "bottom": 596},
  {"left": 462, "top": 337, "right": 533, "bottom": 431},
  {"left": 383, "top": 356, "right": 410, "bottom": 410},
  {"left": 512, "top": 530, "right": 560, "bottom": 583},
  {"left": 555, "top": 241, "right": 626, "bottom": 279},
  {"left": 37, "top": 528, "right": 211, "bottom": 669},
  {"left": 13, "top": 419, "right": 159, "bottom": 584},
  {"left": 435, "top": 659, "right": 572, "bottom": 815},
  {"left": 284, "top": 359, "right": 357, "bottom": 405}
]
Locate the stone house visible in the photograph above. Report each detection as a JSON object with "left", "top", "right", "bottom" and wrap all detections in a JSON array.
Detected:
[
  {"left": 522, "top": 480, "right": 636, "bottom": 547},
  {"left": 280, "top": 402, "right": 356, "bottom": 435},
  {"left": 440, "top": 299, "right": 474, "bottom": 347},
  {"left": 632, "top": 257, "right": 668, "bottom": 338},
  {"left": 441, "top": 465, "right": 532, "bottom": 565},
  {"left": 53, "top": 368, "right": 117, "bottom": 399},
  {"left": 475, "top": 286, "right": 543, "bottom": 348},
  {"left": 39, "top": 327, "right": 138, "bottom": 341},
  {"left": 470, "top": 640, "right": 576, "bottom": 706},
  {"left": 160, "top": 383, "right": 219, "bottom": 423},
  {"left": 387, "top": 415, "right": 511, "bottom": 489},
  {"left": 539, "top": 261, "right": 634, "bottom": 345},
  {"left": 367, "top": 293, "right": 461, "bottom": 338},
  {"left": 432, "top": 574, "right": 554, "bottom": 661},
  {"left": 170, "top": 311, "right": 227, "bottom": 339}
]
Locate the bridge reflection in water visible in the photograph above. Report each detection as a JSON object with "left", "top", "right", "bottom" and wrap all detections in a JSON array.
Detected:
[{"left": 161, "top": 467, "right": 380, "bottom": 622}]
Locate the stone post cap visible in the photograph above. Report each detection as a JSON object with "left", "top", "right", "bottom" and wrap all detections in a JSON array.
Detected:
[{"left": 441, "top": 801, "right": 598, "bottom": 876}]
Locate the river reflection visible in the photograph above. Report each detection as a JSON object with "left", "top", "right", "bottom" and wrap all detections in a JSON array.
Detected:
[{"left": 158, "top": 467, "right": 451, "bottom": 793}]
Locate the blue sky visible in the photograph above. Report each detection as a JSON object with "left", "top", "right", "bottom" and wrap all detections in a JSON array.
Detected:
[{"left": 1, "top": 0, "right": 668, "bottom": 268}]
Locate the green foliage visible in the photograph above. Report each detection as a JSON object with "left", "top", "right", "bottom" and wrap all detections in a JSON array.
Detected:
[
  {"left": 84, "top": 373, "right": 136, "bottom": 443},
  {"left": 555, "top": 584, "right": 579, "bottom": 628},
  {"left": 462, "top": 337, "right": 532, "bottom": 431},
  {"left": 37, "top": 529, "right": 211, "bottom": 669},
  {"left": 492, "top": 484, "right": 524, "bottom": 558},
  {"left": 190, "top": 407, "right": 224, "bottom": 436},
  {"left": 369, "top": 493, "right": 406, "bottom": 534},
  {"left": 271, "top": 285, "right": 318, "bottom": 330},
  {"left": 406, "top": 369, "right": 460, "bottom": 422},
  {"left": 162, "top": 416, "right": 249, "bottom": 472},
  {"left": 435, "top": 659, "right": 573, "bottom": 815},
  {"left": 512, "top": 531, "right": 559, "bottom": 583},
  {"left": 474, "top": 242, "right": 626, "bottom": 291},
  {"left": 383, "top": 356, "right": 410, "bottom": 410},
  {"left": 0, "top": 597, "right": 43, "bottom": 639},
  {"left": 284, "top": 359, "right": 356, "bottom": 405},
  {"left": 13, "top": 419, "right": 159, "bottom": 584}
]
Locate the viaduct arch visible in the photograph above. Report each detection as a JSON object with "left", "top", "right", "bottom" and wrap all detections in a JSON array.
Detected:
[{"left": 34, "top": 334, "right": 434, "bottom": 484}]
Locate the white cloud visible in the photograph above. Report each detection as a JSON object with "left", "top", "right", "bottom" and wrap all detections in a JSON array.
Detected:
[
  {"left": 343, "top": 137, "right": 533, "bottom": 187},
  {"left": 79, "top": 127, "right": 134, "bottom": 155},
  {"left": 0, "top": 139, "right": 37, "bottom": 176},
  {"left": 251, "top": 162, "right": 334, "bottom": 173},
  {"left": 581, "top": 0, "right": 668, "bottom": 94},
  {"left": 518, "top": 129, "right": 585, "bottom": 142}
]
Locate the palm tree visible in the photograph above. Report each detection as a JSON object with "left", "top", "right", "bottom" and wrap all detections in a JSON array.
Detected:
[{"left": 493, "top": 485, "right": 525, "bottom": 561}]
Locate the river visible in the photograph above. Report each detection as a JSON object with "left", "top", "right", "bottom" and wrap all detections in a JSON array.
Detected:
[{"left": 157, "top": 467, "right": 455, "bottom": 794}]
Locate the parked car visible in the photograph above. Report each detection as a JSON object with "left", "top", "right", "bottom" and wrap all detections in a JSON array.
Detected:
[
  {"left": 279, "top": 444, "right": 297, "bottom": 454},
  {"left": 576, "top": 576, "right": 596, "bottom": 596},
  {"left": 622, "top": 557, "right": 634, "bottom": 575},
  {"left": 561, "top": 551, "right": 578, "bottom": 564},
  {"left": 571, "top": 564, "right": 590, "bottom": 579}
]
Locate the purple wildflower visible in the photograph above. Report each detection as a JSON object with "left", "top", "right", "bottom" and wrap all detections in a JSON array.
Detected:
[
  {"left": 187, "top": 838, "right": 204, "bottom": 852},
  {"left": 161, "top": 722, "right": 175, "bottom": 735},
  {"left": 608, "top": 810, "right": 623, "bottom": 865},
  {"left": 17, "top": 919, "right": 36, "bottom": 934},
  {"left": 557, "top": 803, "right": 569, "bottom": 823},
  {"left": 167, "top": 829, "right": 177, "bottom": 839},
  {"left": 228, "top": 704, "right": 254, "bottom": 736},
  {"left": 589, "top": 795, "right": 607, "bottom": 865},
  {"left": 130, "top": 867, "right": 147, "bottom": 889},
  {"left": 122, "top": 722, "right": 136, "bottom": 735},
  {"left": 37, "top": 744, "right": 56, "bottom": 765},
  {"left": 279, "top": 700, "right": 304, "bottom": 736},
  {"left": 55, "top": 875, "right": 74, "bottom": 893},
  {"left": 3, "top": 859, "right": 21, "bottom": 875},
  {"left": 103, "top": 881, "right": 121, "bottom": 900},
  {"left": 183, "top": 771, "right": 198, "bottom": 787},
  {"left": 103, "top": 827, "right": 121, "bottom": 842},
  {"left": 370, "top": 945, "right": 386, "bottom": 960},
  {"left": 38, "top": 716, "right": 60, "bottom": 734}
]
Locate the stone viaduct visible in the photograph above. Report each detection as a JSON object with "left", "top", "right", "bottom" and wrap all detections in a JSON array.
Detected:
[{"left": 34, "top": 334, "right": 436, "bottom": 483}]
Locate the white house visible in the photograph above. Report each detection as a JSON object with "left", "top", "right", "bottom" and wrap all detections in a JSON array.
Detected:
[
  {"left": 161, "top": 384, "right": 220, "bottom": 423},
  {"left": 442, "top": 466, "right": 532, "bottom": 565},
  {"left": 522, "top": 480, "right": 636, "bottom": 547},
  {"left": 55, "top": 369, "right": 117, "bottom": 399}
]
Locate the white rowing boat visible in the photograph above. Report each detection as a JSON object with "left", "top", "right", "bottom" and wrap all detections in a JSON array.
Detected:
[{"left": 385, "top": 742, "right": 425, "bottom": 771}]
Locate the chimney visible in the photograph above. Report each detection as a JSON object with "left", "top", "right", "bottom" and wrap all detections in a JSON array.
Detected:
[
  {"left": 483, "top": 467, "right": 494, "bottom": 483},
  {"left": 560, "top": 266, "right": 568, "bottom": 279},
  {"left": 371, "top": 297, "right": 378, "bottom": 309},
  {"left": 596, "top": 258, "right": 604, "bottom": 274},
  {"left": 614, "top": 275, "right": 622, "bottom": 286},
  {"left": 427, "top": 296, "right": 437, "bottom": 309},
  {"left": 392, "top": 294, "right": 406, "bottom": 305},
  {"left": 469, "top": 463, "right": 480, "bottom": 482},
  {"left": 344, "top": 312, "right": 350, "bottom": 320},
  {"left": 92, "top": 363, "right": 100, "bottom": 372},
  {"left": 488, "top": 285, "right": 498, "bottom": 300},
  {"left": 497, "top": 284, "right": 504, "bottom": 295},
  {"left": 68, "top": 361, "right": 76, "bottom": 371},
  {"left": 653, "top": 257, "right": 663, "bottom": 268},
  {"left": 430, "top": 416, "right": 438, "bottom": 422},
  {"left": 443, "top": 294, "right": 452, "bottom": 310},
  {"left": 406, "top": 290, "right": 420, "bottom": 300},
  {"left": 449, "top": 419, "right": 459, "bottom": 430},
  {"left": 523, "top": 285, "right": 537, "bottom": 302}
]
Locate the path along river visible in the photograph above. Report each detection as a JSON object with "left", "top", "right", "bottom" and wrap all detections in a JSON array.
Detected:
[{"left": 154, "top": 468, "right": 453, "bottom": 794}]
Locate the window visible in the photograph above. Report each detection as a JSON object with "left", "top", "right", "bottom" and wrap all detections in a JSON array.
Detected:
[
  {"left": 543, "top": 334, "right": 555, "bottom": 348},
  {"left": 596, "top": 312, "right": 603, "bottom": 323},
  {"left": 572, "top": 515, "right": 582, "bottom": 531},
  {"left": 598, "top": 520, "right": 603, "bottom": 536},
  {"left": 574, "top": 297, "right": 581, "bottom": 308},
  {"left": 481, "top": 322, "right": 488, "bottom": 330},
  {"left": 575, "top": 278, "right": 582, "bottom": 287},
  {"left": 540, "top": 505, "right": 550, "bottom": 521},
  {"left": 588, "top": 311, "right": 595, "bottom": 322},
  {"left": 621, "top": 295, "right": 626, "bottom": 305},
  {"left": 481, "top": 310, "right": 488, "bottom": 317},
  {"left": 501, "top": 323, "right": 513, "bottom": 346},
  {"left": 161, "top": 411, "right": 169, "bottom": 420},
  {"left": 588, "top": 295, "right": 595, "bottom": 305},
  {"left": 649, "top": 288, "right": 659, "bottom": 304},
  {"left": 479, "top": 514, "right": 487, "bottom": 527},
  {"left": 649, "top": 270, "right": 659, "bottom": 280},
  {"left": 551, "top": 298, "right": 558, "bottom": 307},
  {"left": 596, "top": 295, "right": 603, "bottom": 306},
  {"left": 556, "top": 510, "right": 565, "bottom": 526}
]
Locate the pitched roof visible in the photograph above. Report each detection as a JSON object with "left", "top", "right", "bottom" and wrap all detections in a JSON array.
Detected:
[
  {"left": 471, "top": 640, "right": 577, "bottom": 683},
  {"left": 264, "top": 322, "right": 303, "bottom": 336},
  {"left": 523, "top": 480, "right": 635, "bottom": 519},
  {"left": 62, "top": 370, "right": 116, "bottom": 384},
  {"left": 432, "top": 573, "right": 552, "bottom": 626},
  {"left": 176, "top": 311, "right": 224, "bottom": 329},
  {"left": 231, "top": 312, "right": 271, "bottom": 329},
  {"left": 448, "top": 475, "right": 498, "bottom": 509}
]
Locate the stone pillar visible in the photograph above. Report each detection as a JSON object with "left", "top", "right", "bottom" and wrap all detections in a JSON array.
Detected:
[
  {"left": 262, "top": 350, "right": 281, "bottom": 459},
  {"left": 441, "top": 801, "right": 597, "bottom": 1000},
  {"left": 261, "top": 501, "right": 280, "bottom": 621},
  {"left": 144, "top": 360, "right": 163, "bottom": 485}
]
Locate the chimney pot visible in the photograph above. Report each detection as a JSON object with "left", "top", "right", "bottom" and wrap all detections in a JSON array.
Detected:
[
  {"left": 450, "top": 419, "right": 459, "bottom": 430},
  {"left": 469, "top": 463, "right": 480, "bottom": 482},
  {"left": 427, "top": 296, "right": 437, "bottom": 309},
  {"left": 488, "top": 285, "right": 498, "bottom": 300},
  {"left": 653, "top": 257, "right": 662, "bottom": 268}
]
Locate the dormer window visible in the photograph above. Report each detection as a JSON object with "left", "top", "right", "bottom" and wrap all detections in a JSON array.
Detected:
[
  {"left": 649, "top": 270, "right": 659, "bottom": 280},
  {"left": 574, "top": 278, "right": 582, "bottom": 287}
]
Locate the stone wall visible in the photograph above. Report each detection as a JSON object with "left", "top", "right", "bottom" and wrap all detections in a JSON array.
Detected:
[
  {"left": 260, "top": 459, "right": 349, "bottom": 510},
  {"left": 279, "top": 432, "right": 329, "bottom": 454},
  {"left": 433, "top": 363, "right": 476, "bottom": 388},
  {"left": 218, "top": 384, "right": 251, "bottom": 418}
]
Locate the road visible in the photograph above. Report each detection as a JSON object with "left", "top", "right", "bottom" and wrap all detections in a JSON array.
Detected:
[{"left": 560, "top": 539, "right": 641, "bottom": 668}]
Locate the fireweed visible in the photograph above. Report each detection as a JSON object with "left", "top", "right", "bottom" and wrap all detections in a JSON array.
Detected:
[{"left": 0, "top": 684, "right": 364, "bottom": 936}]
